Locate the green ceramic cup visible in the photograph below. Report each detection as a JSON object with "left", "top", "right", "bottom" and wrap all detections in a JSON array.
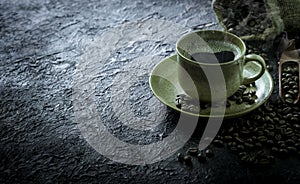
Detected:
[{"left": 176, "top": 30, "right": 266, "bottom": 102}]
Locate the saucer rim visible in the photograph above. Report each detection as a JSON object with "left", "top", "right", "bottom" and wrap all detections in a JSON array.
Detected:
[{"left": 149, "top": 54, "right": 274, "bottom": 119}]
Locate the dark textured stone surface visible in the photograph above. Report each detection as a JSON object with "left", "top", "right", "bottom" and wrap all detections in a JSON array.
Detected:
[{"left": 0, "top": 0, "right": 299, "bottom": 183}]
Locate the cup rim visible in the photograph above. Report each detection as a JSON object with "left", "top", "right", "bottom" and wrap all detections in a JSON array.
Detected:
[{"left": 176, "top": 30, "right": 246, "bottom": 66}]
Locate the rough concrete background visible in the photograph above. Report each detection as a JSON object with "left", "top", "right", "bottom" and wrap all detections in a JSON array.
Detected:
[{"left": 0, "top": 0, "right": 299, "bottom": 183}]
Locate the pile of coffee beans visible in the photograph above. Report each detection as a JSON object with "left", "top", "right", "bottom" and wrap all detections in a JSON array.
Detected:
[
  {"left": 177, "top": 100, "right": 299, "bottom": 167},
  {"left": 175, "top": 94, "right": 201, "bottom": 113},
  {"left": 214, "top": 0, "right": 273, "bottom": 37},
  {"left": 280, "top": 63, "right": 299, "bottom": 104},
  {"left": 228, "top": 84, "right": 257, "bottom": 105},
  {"left": 213, "top": 100, "right": 300, "bottom": 166},
  {"left": 175, "top": 84, "right": 257, "bottom": 114}
]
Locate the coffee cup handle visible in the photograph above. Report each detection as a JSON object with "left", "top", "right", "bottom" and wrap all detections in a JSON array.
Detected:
[{"left": 242, "top": 54, "right": 266, "bottom": 84}]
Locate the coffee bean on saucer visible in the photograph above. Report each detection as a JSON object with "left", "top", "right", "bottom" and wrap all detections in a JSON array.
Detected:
[
  {"left": 236, "top": 98, "right": 243, "bottom": 104},
  {"left": 226, "top": 100, "right": 231, "bottom": 107},
  {"left": 242, "top": 96, "right": 250, "bottom": 102},
  {"left": 175, "top": 95, "right": 183, "bottom": 109},
  {"left": 228, "top": 95, "right": 237, "bottom": 101},
  {"left": 240, "top": 85, "right": 247, "bottom": 91}
]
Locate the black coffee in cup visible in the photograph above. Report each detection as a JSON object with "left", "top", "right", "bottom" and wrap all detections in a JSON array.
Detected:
[{"left": 191, "top": 51, "right": 235, "bottom": 63}]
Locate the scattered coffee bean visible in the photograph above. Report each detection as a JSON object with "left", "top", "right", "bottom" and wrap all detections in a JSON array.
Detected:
[
  {"left": 177, "top": 153, "right": 185, "bottom": 162},
  {"left": 187, "top": 147, "right": 199, "bottom": 156},
  {"left": 197, "top": 152, "right": 207, "bottom": 162},
  {"left": 183, "top": 155, "right": 192, "bottom": 165},
  {"left": 205, "top": 149, "right": 214, "bottom": 158}
]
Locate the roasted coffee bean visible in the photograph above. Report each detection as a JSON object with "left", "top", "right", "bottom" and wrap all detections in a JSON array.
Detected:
[
  {"left": 269, "top": 113, "right": 276, "bottom": 118},
  {"left": 278, "top": 120, "right": 286, "bottom": 125},
  {"left": 226, "top": 100, "right": 231, "bottom": 107},
  {"left": 227, "top": 127, "right": 234, "bottom": 133},
  {"left": 238, "top": 152, "right": 247, "bottom": 158},
  {"left": 271, "top": 147, "right": 279, "bottom": 154},
  {"left": 236, "top": 98, "right": 243, "bottom": 104},
  {"left": 283, "top": 107, "right": 292, "bottom": 114},
  {"left": 280, "top": 144, "right": 286, "bottom": 149},
  {"left": 258, "top": 136, "right": 267, "bottom": 142},
  {"left": 175, "top": 99, "right": 182, "bottom": 109},
  {"left": 295, "top": 143, "right": 300, "bottom": 150},
  {"left": 293, "top": 124, "right": 300, "bottom": 129},
  {"left": 285, "top": 98, "right": 294, "bottom": 104},
  {"left": 248, "top": 98, "right": 256, "bottom": 104},
  {"left": 216, "top": 135, "right": 223, "bottom": 140},
  {"left": 243, "top": 91, "right": 249, "bottom": 96},
  {"left": 224, "top": 136, "right": 233, "bottom": 142},
  {"left": 244, "top": 142, "right": 254, "bottom": 149},
  {"left": 237, "top": 144, "right": 245, "bottom": 150},
  {"left": 265, "top": 116, "right": 272, "bottom": 122},
  {"left": 286, "top": 113, "right": 293, "bottom": 119},
  {"left": 235, "top": 137, "right": 245, "bottom": 143},
  {"left": 242, "top": 96, "right": 250, "bottom": 102},
  {"left": 183, "top": 155, "right": 192, "bottom": 165},
  {"left": 213, "top": 139, "right": 224, "bottom": 147},
  {"left": 197, "top": 152, "right": 206, "bottom": 162},
  {"left": 267, "top": 65, "right": 273, "bottom": 72},
  {"left": 266, "top": 140, "right": 274, "bottom": 146},
  {"left": 229, "top": 146, "right": 238, "bottom": 152},
  {"left": 241, "top": 155, "right": 249, "bottom": 162},
  {"left": 240, "top": 130, "right": 250, "bottom": 135},
  {"left": 257, "top": 150, "right": 267, "bottom": 157},
  {"left": 228, "top": 95, "right": 237, "bottom": 101},
  {"left": 287, "top": 146, "right": 297, "bottom": 153},
  {"left": 259, "top": 158, "right": 271, "bottom": 166},
  {"left": 275, "top": 134, "right": 282, "bottom": 141},
  {"left": 267, "top": 155, "right": 275, "bottom": 163},
  {"left": 177, "top": 153, "right": 185, "bottom": 162},
  {"left": 228, "top": 142, "right": 237, "bottom": 147},
  {"left": 205, "top": 149, "right": 214, "bottom": 158},
  {"left": 267, "top": 124, "right": 275, "bottom": 130},
  {"left": 255, "top": 143, "right": 263, "bottom": 148},
  {"left": 246, "top": 138, "right": 253, "bottom": 143},
  {"left": 240, "top": 85, "right": 247, "bottom": 91},
  {"left": 187, "top": 147, "right": 199, "bottom": 156},
  {"left": 278, "top": 149, "right": 288, "bottom": 157},
  {"left": 248, "top": 156, "right": 257, "bottom": 164},
  {"left": 257, "top": 131, "right": 264, "bottom": 136},
  {"left": 273, "top": 117, "right": 279, "bottom": 123}
]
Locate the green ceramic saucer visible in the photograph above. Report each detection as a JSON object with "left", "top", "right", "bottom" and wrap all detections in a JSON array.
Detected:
[{"left": 149, "top": 55, "right": 274, "bottom": 118}]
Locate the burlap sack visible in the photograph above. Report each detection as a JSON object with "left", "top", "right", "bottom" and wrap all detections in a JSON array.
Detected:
[{"left": 212, "top": 0, "right": 300, "bottom": 41}]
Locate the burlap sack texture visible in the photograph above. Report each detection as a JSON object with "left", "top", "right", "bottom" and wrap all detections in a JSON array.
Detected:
[{"left": 212, "top": 0, "right": 300, "bottom": 41}]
